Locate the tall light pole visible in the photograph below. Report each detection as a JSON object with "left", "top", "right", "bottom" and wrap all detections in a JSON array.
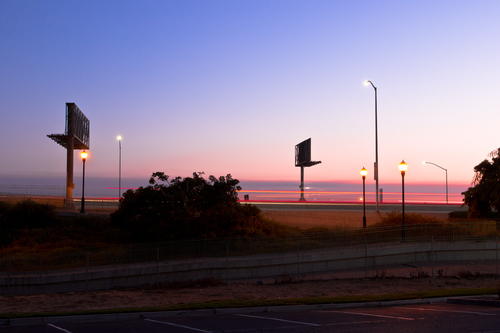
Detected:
[
  {"left": 117, "top": 136, "right": 122, "bottom": 200},
  {"left": 399, "top": 160, "right": 408, "bottom": 241},
  {"left": 365, "top": 80, "right": 379, "bottom": 213},
  {"left": 360, "top": 167, "right": 368, "bottom": 228},
  {"left": 424, "top": 161, "right": 448, "bottom": 204},
  {"left": 80, "top": 151, "right": 88, "bottom": 214}
]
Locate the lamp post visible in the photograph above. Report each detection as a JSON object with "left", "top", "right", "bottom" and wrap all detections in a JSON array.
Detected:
[
  {"left": 399, "top": 160, "right": 408, "bottom": 240},
  {"left": 364, "top": 80, "right": 379, "bottom": 213},
  {"left": 361, "top": 167, "right": 368, "bottom": 228},
  {"left": 80, "top": 150, "right": 88, "bottom": 214},
  {"left": 117, "top": 136, "right": 122, "bottom": 199},
  {"left": 424, "top": 161, "right": 448, "bottom": 204}
]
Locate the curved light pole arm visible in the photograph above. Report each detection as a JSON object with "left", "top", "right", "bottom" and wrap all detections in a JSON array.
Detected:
[
  {"left": 366, "top": 80, "right": 376, "bottom": 90},
  {"left": 424, "top": 161, "right": 446, "bottom": 171}
]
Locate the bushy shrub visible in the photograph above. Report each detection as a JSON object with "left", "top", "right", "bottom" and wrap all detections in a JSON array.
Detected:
[
  {"left": 0, "top": 200, "right": 120, "bottom": 251},
  {"left": 0, "top": 200, "right": 58, "bottom": 247},
  {"left": 449, "top": 210, "right": 500, "bottom": 220},
  {"left": 9, "top": 200, "right": 58, "bottom": 229},
  {"left": 111, "top": 172, "right": 277, "bottom": 242},
  {"left": 448, "top": 211, "right": 468, "bottom": 219},
  {"left": 462, "top": 148, "right": 500, "bottom": 218}
]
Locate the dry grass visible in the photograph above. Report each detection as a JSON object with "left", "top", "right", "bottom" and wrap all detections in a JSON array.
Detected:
[{"left": 261, "top": 210, "right": 450, "bottom": 229}]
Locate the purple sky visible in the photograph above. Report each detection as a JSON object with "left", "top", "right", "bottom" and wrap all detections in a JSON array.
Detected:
[{"left": 1, "top": 0, "right": 499, "bottom": 200}]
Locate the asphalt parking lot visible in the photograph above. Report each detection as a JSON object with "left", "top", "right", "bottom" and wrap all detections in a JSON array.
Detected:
[{"left": 2, "top": 302, "right": 500, "bottom": 333}]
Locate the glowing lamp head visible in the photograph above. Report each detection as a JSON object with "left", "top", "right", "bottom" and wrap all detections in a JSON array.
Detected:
[
  {"left": 360, "top": 167, "right": 368, "bottom": 177},
  {"left": 81, "top": 151, "right": 88, "bottom": 160},
  {"left": 399, "top": 160, "right": 408, "bottom": 172},
  {"left": 117, "top": 136, "right": 122, "bottom": 141}
]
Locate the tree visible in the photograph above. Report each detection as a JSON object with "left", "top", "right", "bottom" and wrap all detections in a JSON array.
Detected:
[
  {"left": 462, "top": 148, "right": 500, "bottom": 218},
  {"left": 111, "top": 172, "right": 267, "bottom": 241}
]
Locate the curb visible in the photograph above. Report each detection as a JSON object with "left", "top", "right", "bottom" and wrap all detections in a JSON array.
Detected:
[
  {"left": 447, "top": 295, "right": 500, "bottom": 307},
  {"left": 0, "top": 297, "right": 449, "bottom": 327}
]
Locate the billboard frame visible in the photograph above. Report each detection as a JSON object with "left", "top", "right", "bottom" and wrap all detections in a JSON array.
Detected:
[
  {"left": 294, "top": 138, "right": 321, "bottom": 201},
  {"left": 47, "top": 103, "right": 90, "bottom": 209}
]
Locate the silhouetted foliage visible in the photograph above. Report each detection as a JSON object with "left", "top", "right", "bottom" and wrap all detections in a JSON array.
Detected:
[
  {"left": 111, "top": 172, "right": 270, "bottom": 242},
  {"left": 462, "top": 148, "right": 500, "bottom": 218},
  {"left": 0, "top": 200, "right": 58, "bottom": 247},
  {"left": 0, "top": 200, "right": 119, "bottom": 251},
  {"left": 448, "top": 210, "right": 468, "bottom": 219}
]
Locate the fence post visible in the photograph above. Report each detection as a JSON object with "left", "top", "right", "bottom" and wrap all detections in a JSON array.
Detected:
[
  {"left": 86, "top": 252, "right": 89, "bottom": 292},
  {"left": 365, "top": 238, "right": 368, "bottom": 279},
  {"left": 8, "top": 256, "right": 11, "bottom": 295},
  {"left": 431, "top": 236, "right": 434, "bottom": 278},
  {"left": 156, "top": 248, "right": 160, "bottom": 289},
  {"left": 129, "top": 245, "right": 132, "bottom": 264},
  {"left": 296, "top": 239, "right": 300, "bottom": 280},
  {"left": 226, "top": 243, "right": 229, "bottom": 282}
]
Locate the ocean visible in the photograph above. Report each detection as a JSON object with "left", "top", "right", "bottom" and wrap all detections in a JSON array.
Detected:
[{"left": 0, "top": 176, "right": 468, "bottom": 204}]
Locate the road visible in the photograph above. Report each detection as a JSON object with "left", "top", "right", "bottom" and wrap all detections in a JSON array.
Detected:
[
  {"left": 2, "top": 302, "right": 499, "bottom": 332},
  {"left": 253, "top": 202, "right": 467, "bottom": 214}
]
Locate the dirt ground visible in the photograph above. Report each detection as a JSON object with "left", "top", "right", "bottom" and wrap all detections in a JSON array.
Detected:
[{"left": 1, "top": 275, "right": 498, "bottom": 315}]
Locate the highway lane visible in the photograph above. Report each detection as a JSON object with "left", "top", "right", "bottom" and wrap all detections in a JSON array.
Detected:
[{"left": 252, "top": 202, "right": 467, "bottom": 214}]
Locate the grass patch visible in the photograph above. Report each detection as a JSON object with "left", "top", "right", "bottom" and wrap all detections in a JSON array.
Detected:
[{"left": 0, "top": 287, "right": 496, "bottom": 320}]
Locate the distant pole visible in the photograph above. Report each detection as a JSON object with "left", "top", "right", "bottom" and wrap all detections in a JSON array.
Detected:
[
  {"left": 117, "top": 136, "right": 122, "bottom": 199},
  {"left": 80, "top": 151, "right": 88, "bottom": 214},
  {"left": 424, "top": 161, "right": 448, "bottom": 204},
  {"left": 361, "top": 167, "right": 368, "bottom": 228},
  {"left": 365, "top": 81, "right": 379, "bottom": 213},
  {"left": 399, "top": 160, "right": 408, "bottom": 240}
]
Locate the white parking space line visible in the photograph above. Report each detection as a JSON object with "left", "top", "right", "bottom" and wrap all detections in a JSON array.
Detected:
[
  {"left": 236, "top": 314, "right": 321, "bottom": 326},
  {"left": 145, "top": 319, "right": 212, "bottom": 332},
  {"left": 403, "top": 306, "right": 497, "bottom": 316},
  {"left": 47, "top": 324, "right": 73, "bottom": 333},
  {"left": 331, "top": 320, "right": 384, "bottom": 326},
  {"left": 329, "top": 310, "right": 415, "bottom": 321},
  {"left": 222, "top": 320, "right": 384, "bottom": 332},
  {"left": 223, "top": 325, "right": 315, "bottom": 333}
]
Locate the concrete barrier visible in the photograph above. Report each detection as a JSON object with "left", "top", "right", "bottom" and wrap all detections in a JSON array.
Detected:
[{"left": 0, "top": 240, "right": 498, "bottom": 295}]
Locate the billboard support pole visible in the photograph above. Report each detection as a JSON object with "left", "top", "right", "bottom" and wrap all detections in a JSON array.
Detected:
[
  {"left": 295, "top": 138, "right": 321, "bottom": 202},
  {"left": 48, "top": 103, "right": 90, "bottom": 211},
  {"left": 65, "top": 136, "right": 74, "bottom": 208},
  {"left": 299, "top": 166, "right": 305, "bottom": 201}
]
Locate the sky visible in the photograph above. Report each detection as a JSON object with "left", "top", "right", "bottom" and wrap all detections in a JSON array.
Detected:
[{"left": 1, "top": 0, "right": 499, "bottom": 200}]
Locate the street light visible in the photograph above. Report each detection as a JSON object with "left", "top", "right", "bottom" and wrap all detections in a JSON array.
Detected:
[
  {"left": 117, "top": 136, "right": 122, "bottom": 200},
  {"left": 80, "top": 150, "right": 88, "bottom": 214},
  {"left": 399, "top": 160, "right": 408, "bottom": 240},
  {"left": 364, "top": 80, "right": 379, "bottom": 213},
  {"left": 424, "top": 161, "right": 448, "bottom": 204},
  {"left": 360, "top": 167, "right": 368, "bottom": 228}
]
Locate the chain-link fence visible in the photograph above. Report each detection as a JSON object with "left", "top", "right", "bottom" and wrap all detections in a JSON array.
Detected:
[{"left": 1, "top": 222, "right": 498, "bottom": 276}]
